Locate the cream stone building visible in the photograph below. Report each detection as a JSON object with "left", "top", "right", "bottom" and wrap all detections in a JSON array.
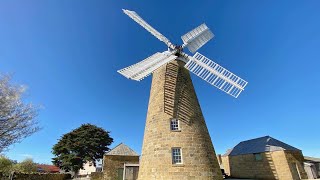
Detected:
[
  {"left": 138, "top": 61, "right": 223, "bottom": 180},
  {"left": 221, "top": 136, "right": 307, "bottom": 180},
  {"left": 103, "top": 143, "right": 139, "bottom": 180}
]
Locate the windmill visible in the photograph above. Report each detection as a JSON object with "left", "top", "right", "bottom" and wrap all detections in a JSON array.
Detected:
[{"left": 118, "top": 9, "right": 248, "bottom": 180}]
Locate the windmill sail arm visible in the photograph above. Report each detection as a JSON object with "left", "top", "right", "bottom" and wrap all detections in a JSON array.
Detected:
[
  {"left": 184, "top": 52, "right": 248, "bottom": 98},
  {"left": 123, "top": 9, "right": 175, "bottom": 49},
  {"left": 181, "top": 24, "right": 214, "bottom": 53},
  {"left": 118, "top": 51, "right": 177, "bottom": 81}
]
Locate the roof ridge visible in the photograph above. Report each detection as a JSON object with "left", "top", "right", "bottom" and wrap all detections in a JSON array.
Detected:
[
  {"left": 123, "top": 144, "right": 137, "bottom": 153},
  {"left": 239, "top": 135, "right": 270, "bottom": 143},
  {"left": 105, "top": 143, "right": 139, "bottom": 156},
  {"left": 228, "top": 136, "right": 300, "bottom": 156},
  {"left": 106, "top": 142, "right": 123, "bottom": 153}
]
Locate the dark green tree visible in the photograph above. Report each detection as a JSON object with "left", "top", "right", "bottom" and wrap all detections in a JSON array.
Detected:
[{"left": 52, "top": 124, "right": 113, "bottom": 173}]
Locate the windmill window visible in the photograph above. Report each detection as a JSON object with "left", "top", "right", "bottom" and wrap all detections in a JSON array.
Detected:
[
  {"left": 172, "top": 148, "right": 182, "bottom": 164},
  {"left": 170, "top": 119, "right": 180, "bottom": 131},
  {"left": 254, "top": 153, "right": 262, "bottom": 161}
]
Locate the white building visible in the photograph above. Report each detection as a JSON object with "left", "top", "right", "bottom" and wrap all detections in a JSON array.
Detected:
[{"left": 78, "top": 161, "right": 98, "bottom": 176}]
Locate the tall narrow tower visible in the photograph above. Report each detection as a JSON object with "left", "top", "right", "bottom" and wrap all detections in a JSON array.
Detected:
[
  {"left": 138, "top": 60, "right": 222, "bottom": 179},
  {"left": 118, "top": 9, "right": 248, "bottom": 180}
]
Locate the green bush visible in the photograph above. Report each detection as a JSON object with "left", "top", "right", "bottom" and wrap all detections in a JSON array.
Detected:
[
  {"left": 12, "top": 172, "right": 71, "bottom": 180},
  {"left": 0, "top": 156, "right": 39, "bottom": 176},
  {"left": 12, "top": 158, "right": 37, "bottom": 173},
  {"left": 0, "top": 155, "right": 14, "bottom": 176}
]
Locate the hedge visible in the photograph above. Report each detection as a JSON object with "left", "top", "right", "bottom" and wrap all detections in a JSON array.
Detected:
[{"left": 11, "top": 173, "right": 71, "bottom": 180}]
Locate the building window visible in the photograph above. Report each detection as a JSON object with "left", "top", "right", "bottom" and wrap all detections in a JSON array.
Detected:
[
  {"left": 254, "top": 153, "right": 262, "bottom": 161},
  {"left": 172, "top": 148, "right": 182, "bottom": 164},
  {"left": 170, "top": 119, "right": 180, "bottom": 131}
]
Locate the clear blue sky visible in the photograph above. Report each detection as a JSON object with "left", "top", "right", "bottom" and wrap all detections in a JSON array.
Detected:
[{"left": 1, "top": 1, "right": 319, "bottom": 164}]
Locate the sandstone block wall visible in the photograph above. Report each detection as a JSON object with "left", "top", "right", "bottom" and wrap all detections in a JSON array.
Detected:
[
  {"left": 138, "top": 60, "right": 223, "bottom": 180},
  {"left": 283, "top": 150, "right": 307, "bottom": 179},
  {"left": 221, "top": 156, "right": 230, "bottom": 176},
  {"left": 103, "top": 155, "right": 139, "bottom": 180},
  {"left": 223, "top": 150, "right": 307, "bottom": 180},
  {"left": 229, "top": 152, "right": 277, "bottom": 179}
]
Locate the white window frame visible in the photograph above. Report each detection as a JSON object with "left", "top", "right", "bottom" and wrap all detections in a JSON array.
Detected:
[
  {"left": 170, "top": 118, "right": 180, "bottom": 131},
  {"left": 172, "top": 147, "right": 183, "bottom": 164}
]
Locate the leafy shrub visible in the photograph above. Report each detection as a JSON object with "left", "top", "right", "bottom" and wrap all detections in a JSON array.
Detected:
[{"left": 12, "top": 172, "right": 71, "bottom": 180}]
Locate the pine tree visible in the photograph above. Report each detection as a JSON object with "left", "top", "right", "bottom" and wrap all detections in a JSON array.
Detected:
[{"left": 52, "top": 124, "right": 113, "bottom": 173}]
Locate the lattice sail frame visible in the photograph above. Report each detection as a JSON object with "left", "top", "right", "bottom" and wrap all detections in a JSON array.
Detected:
[
  {"left": 119, "top": 9, "right": 248, "bottom": 98},
  {"left": 181, "top": 24, "right": 214, "bottom": 53},
  {"left": 118, "top": 51, "right": 177, "bottom": 81},
  {"left": 123, "top": 9, "right": 175, "bottom": 49},
  {"left": 185, "top": 52, "right": 248, "bottom": 98}
]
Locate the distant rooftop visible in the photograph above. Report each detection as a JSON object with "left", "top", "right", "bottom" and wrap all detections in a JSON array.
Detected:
[
  {"left": 37, "top": 164, "right": 60, "bottom": 173},
  {"left": 222, "top": 149, "right": 233, "bottom": 157},
  {"left": 304, "top": 156, "right": 320, "bottom": 162},
  {"left": 105, "top": 143, "right": 139, "bottom": 156},
  {"left": 227, "top": 136, "right": 300, "bottom": 156}
]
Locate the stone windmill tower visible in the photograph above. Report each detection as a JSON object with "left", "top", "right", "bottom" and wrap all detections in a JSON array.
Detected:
[{"left": 118, "top": 9, "right": 248, "bottom": 180}]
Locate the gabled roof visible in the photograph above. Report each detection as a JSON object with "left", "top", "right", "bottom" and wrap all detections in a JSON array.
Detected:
[
  {"left": 228, "top": 136, "right": 300, "bottom": 156},
  {"left": 222, "top": 149, "right": 233, "bottom": 157},
  {"left": 105, "top": 143, "right": 139, "bottom": 156}
]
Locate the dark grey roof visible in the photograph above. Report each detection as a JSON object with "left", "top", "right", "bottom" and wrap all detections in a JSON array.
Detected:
[
  {"left": 105, "top": 143, "right": 139, "bottom": 156},
  {"left": 228, "top": 136, "right": 300, "bottom": 156}
]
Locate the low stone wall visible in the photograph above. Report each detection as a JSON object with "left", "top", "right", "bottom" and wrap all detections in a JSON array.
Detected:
[
  {"left": 91, "top": 172, "right": 103, "bottom": 180},
  {"left": 12, "top": 173, "right": 71, "bottom": 180}
]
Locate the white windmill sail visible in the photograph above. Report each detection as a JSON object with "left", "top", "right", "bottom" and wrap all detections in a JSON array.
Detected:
[
  {"left": 123, "top": 9, "right": 175, "bottom": 49},
  {"left": 120, "top": 9, "right": 248, "bottom": 98},
  {"left": 181, "top": 24, "right": 214, "bottom": 54},
  {"left": 185, "top": 52, "right": 248, "bottom": 98},
  {"left": 118, "top": 51, "right": 177, "bottom": 81}
]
